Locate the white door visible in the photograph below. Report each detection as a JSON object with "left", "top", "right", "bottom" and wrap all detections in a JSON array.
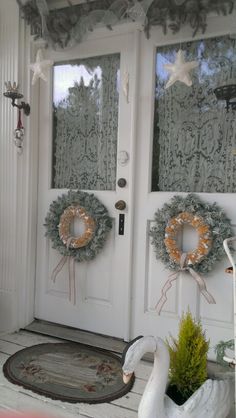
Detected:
[
  {"left": 132, "top": 19, "right": 235, "bottom": 358},
  {"left": 35, "top": 32, "right": 136, "bottom": 339}
]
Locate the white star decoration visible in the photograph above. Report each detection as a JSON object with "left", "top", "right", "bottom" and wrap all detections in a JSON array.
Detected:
[
  {"left": 164, "top": 49, "right": 198, "bottom": 89},
  {"left": 29, "top": 48, "right": 54, "bottom": 86}
]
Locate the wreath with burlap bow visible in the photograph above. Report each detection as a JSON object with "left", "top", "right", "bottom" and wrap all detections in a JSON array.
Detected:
[
  {"left": 150, "top": 194, "right": 232, "bottom": 314},
  {"left": 45, "top": 190, "right": 112, "bottom": 262},
  {"left": 44, "top": 190, "right": 112, "bottom": 304}
]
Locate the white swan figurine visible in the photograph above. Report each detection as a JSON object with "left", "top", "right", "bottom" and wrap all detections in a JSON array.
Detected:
[{"left": 122, "top": 336, "right": 233, "bottom": 418}]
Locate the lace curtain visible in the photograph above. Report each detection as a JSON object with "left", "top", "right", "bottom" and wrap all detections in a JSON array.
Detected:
[
  {"left": 52, "top": 53, "right": 120, "bottom": 190},
  {"left": 152, "top": 36, "right": 236, "bottom": 193}
]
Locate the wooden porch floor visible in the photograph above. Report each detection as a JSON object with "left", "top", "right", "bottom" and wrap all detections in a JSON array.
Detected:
[{"left": 0, "top": 330, "right": 151, "bottom": 417}]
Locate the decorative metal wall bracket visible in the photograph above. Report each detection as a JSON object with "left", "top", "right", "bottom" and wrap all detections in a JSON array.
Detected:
[
  {"left": 214, "top": 85, "right": 236, "bottom": 112},
  {"left": 3, "top": 82, "right": 30, "bottom": 154},
  {"left": 3, "top": 82, "right": 30, "bottom": 115},
  {"left": 3, "top": 91, "right": 30, "bottom": 116}
]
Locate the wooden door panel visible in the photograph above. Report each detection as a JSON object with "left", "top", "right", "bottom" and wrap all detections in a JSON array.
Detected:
[{"left": 145, "top": 241, "right": 179, "bottom": 315}]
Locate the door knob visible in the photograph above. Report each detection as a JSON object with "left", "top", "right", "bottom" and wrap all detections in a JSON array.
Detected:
[{"left": 115, "top": 200, "right": 126, "bottom": 210}]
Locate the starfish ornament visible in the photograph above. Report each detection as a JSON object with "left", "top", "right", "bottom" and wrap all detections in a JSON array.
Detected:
[
  {"left": 164, "top": 49, "right": 198, "bottom": 89},
  {"left": 29, "top": 48, "right": 54, "bottom": 85}
]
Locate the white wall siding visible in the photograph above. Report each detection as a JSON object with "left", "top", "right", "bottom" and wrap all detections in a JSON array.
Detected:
[{"left": 0, "top": 0, "right": 19, "bottom": 331}]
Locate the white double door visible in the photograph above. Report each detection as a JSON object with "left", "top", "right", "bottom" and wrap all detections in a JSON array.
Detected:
[{"left": 35, "top": 24, "right": 235, "bottom": 348}]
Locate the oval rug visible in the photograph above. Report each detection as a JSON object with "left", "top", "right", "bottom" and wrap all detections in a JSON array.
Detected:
[{"left": 3, "top": 342, "right": 134, "bottom": 404}]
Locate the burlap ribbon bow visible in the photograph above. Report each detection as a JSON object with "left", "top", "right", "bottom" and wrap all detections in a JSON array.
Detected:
[
  {"left": 155, "top": 253, "right": 216, "bottom": 315},
  {"left": 51, "top": 237, "right": 76, "bottom": 305}
]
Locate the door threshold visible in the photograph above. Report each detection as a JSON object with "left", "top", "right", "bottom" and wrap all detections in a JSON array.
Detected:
[
  {"left": 24, "top": 319, "right": 154, "bottom": 362},
  {"left": 24, "top": 319, "right": 127, "bottom": 354}
]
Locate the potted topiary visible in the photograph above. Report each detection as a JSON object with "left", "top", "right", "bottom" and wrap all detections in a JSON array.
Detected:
[
  {"left": 122, "top": 312, "right": 233, "bottom": 418},
  {"left": 166, "top": 310, "right": 209, "bottom": 405}
]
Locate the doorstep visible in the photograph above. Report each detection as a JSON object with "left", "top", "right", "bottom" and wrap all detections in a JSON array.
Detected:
[
  {"left": 24, "top": 319, "right": 154, "bottom": 362},
  {"left": 25, "top": 319, "right": 126, "bottom": 354},
  {"left": 25, "top": 320, "right": 234, "bottom": 373}
]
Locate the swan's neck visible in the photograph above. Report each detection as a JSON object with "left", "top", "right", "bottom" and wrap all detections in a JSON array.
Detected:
[{"left": 138, "top": 337, "right": 170, "bottom": 418}]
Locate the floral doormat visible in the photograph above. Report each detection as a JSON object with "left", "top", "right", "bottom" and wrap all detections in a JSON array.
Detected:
[{"left": 3, "top": 342, "right": 134, "bottom": 404}]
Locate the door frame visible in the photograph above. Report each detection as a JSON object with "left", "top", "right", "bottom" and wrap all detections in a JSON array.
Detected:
[
  {"left": 14, "top": 21, "right": 39, "bottom": 331},
  {"left": 15, "top": 19, "right": 141, "bottom": 341}
]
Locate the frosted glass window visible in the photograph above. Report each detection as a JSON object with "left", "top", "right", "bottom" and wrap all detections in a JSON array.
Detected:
[
  {"left": 52, "top": 54, "right": 120, "bottom": 190},
  {"left": 152, "top": 36, "right": 236, "bottom": 192}
]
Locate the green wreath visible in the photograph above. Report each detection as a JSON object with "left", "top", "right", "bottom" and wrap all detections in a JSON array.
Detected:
[
  {"left": 150, "top": 194, "right": 232, "bottom": 274},
  {"left": 45, "top": 190, "right": 112, "bottom": 262}
]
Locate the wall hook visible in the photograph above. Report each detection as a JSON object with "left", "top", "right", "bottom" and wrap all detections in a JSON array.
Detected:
[{"left": 3, "top": 82, "right": 30, "bottom": 116}]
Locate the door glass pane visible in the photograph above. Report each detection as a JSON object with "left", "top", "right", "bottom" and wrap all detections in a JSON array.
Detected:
[
  {"left": 152, "top": 36, "right": 236, "bottom": 192},
  {"left": 52, "top": 53, "right": 120, "bottom": 190}
]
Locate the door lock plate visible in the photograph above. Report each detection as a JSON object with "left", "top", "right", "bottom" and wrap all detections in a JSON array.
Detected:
[{"left": 119, "top": 214, "right": 125, "bottom": 235}]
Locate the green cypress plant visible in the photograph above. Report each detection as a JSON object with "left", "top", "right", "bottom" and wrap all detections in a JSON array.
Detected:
[{"left": 167, "top": 311, "right": 209, "bottom": 404}]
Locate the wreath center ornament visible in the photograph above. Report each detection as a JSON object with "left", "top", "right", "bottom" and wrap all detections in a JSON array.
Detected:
[
  {"left": 150, "top": 194, "right": 232, "bottom": 315},
  {"left": 45, "top": 191, "right": 112, "bottom": 305}
]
